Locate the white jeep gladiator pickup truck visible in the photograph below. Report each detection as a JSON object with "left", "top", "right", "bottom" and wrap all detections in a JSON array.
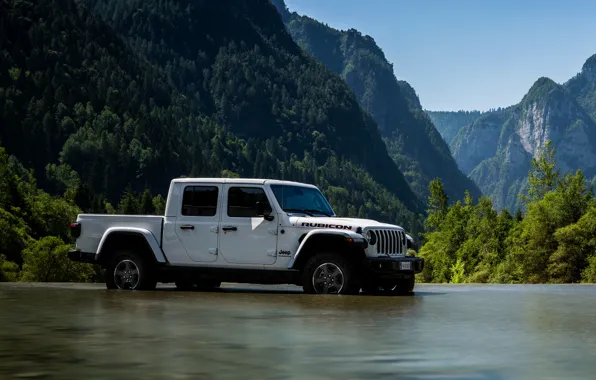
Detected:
[{"left": 68, "top": 178, "right": 424, "bottom": 295}]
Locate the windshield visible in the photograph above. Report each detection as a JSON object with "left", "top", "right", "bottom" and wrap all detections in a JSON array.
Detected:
[{"left": 270, "top": 184, "right": 335, "bottom": 217}]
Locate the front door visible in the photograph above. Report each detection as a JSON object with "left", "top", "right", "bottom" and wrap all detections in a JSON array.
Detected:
[
  {"left": 218, "top": 185, "right": 278, "bottom": 265},
  {"left": 174, "top": 183, "right": 221, "bottom": 263}
]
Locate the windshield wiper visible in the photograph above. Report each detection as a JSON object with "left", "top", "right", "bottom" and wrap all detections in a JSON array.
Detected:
[
  {"left": 303, "top": 209, "right": 332, "bottom": 217},
  {"left": 284, "top": 208, "right": 315, "bottom": 216},
  {"left": 284, "top": 208, "right": 331, "bottom": 217}
]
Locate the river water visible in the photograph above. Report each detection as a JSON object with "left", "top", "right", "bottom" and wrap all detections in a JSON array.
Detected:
[{"left": 0, "top": 283, "right": 595, "bottom": 379}]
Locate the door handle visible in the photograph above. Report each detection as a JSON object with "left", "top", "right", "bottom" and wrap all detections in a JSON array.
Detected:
[
  {"left": 180, "top": 225, "right": 195, "bottom": 230},
  {"left": 222, "top": 226, "right": 237, "bottom": 232}
]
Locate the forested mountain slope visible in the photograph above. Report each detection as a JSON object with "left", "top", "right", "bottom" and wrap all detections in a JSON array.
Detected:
[
  {"left": 0, "top": 0, "right": 427, "bottom": 269},
  {"left": 270, "top": 0, "right": 482, "bottom": 202}
]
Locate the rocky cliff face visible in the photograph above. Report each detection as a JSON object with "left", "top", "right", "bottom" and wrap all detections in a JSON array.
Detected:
[
  {"left": 449, "top": 73, "right": 596, "bottom": 211},
  {"left": 517, "top": 78, "right": 596, "bottom": 173}
]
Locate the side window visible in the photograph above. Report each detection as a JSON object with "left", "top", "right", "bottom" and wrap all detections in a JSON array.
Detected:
[
  {"left": 181, "top": 186, "right": 219, "bottom": 216},
  {"left": 228, "top": 187, "right": 270, "bottom": 217}
]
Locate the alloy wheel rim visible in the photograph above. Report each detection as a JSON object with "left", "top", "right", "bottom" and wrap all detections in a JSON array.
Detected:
[
  {"left": 312, "top": 263, "right": 344, "bottom": 294},
  {"left": 114, "top": 259, "right": 140, "bottom": 290}
]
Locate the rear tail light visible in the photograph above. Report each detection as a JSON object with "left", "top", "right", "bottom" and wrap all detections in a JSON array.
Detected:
[{"left": 70, "top": 222, "right": 81, "bottom": 238}]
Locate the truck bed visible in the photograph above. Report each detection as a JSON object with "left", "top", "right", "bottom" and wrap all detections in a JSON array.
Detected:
[{"left": 75, "top": 214, "right": 164, "bottom": 255}]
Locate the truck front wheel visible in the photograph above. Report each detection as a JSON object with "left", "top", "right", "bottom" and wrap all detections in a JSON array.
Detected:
[
  {"left": 362, "top": 277, "right": 415, "bottom": 295},
  {"left": 393, "top": 277, "right": 415, "bottom": 294},
  {"left": 105, "top": 250, "right": 157, "bottom": 291},
  {"left": 301, "top": 252, "right": 360, "bottom": 295}
]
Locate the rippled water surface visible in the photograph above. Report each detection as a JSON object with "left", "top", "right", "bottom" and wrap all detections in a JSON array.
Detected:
[{"left": 1, "top": 283, "right": 595, "bottom": 379}]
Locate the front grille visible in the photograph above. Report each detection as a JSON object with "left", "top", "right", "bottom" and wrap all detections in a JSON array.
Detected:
[{"left": 369, "top": 229, "right": 405, "bottom": 256}]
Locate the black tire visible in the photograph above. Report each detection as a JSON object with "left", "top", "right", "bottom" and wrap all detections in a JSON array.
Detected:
[
  {"left": 361, "top": 284, "right": 395, "bottom": 295},
  {"left": 301, "top": 252, "right": 360, "bottom": 295},
  {"left": 195, "top": 280, "right": 221, "bottom": 291},
  {"left": 393, "top": 277, "right": 415, "bottom": 295},
  {"left": 175, "top": 279, "right": 194, "bottom": 291},
  {"left": 105, "top": 250, "right": 157, "bottom": 291},
  {"left": 362, "top": 277, "right": 415, "bottom": 296}
]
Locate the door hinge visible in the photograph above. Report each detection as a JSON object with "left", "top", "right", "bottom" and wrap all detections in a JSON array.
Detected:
[
  {"left": 208, "top": 248, "right": 218, "bottom": 255},
  {"left": 210, "top": 226, "right": 219, "bottom": 233},
  {"left": 267, "top": 249, "right": 276, "bottom": 257}
]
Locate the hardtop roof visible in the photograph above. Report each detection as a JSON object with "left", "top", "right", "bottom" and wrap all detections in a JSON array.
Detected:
[{"left": 171, "top": 177, "right": 318, "bottom": 188}]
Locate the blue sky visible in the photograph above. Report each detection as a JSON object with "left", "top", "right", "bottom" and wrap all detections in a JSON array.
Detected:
[{"left": 284, "top": 0, "right": 596, "bottom": 112}]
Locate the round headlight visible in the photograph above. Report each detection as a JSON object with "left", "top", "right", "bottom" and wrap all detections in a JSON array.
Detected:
[{"left": 365, "top": 230, "right": 377, "bottom": 245}]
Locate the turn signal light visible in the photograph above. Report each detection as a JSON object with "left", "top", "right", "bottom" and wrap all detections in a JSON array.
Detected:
[{"left": 70, "top": 222, "right": 81, "bottom": 238}]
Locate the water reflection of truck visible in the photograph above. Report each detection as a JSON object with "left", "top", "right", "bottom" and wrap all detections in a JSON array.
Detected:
[{"left": 67, "top": 178, "right": 424, "bottom": 295}]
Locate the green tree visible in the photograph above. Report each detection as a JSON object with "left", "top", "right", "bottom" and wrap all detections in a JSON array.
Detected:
[
  {"left": 0, "top": 254, "right": 20, "bottom": 282},
  {"left": 138, "top": 189, "right": 155, "bottom": 215},
  {"left": 118, "top": 186, "right": 140, "bottom": 214},
  {"left": 424, "top": 178, "right": 449, "bottom": 233},
  {"left": 522, "top": 140, "right": 560, "bottom": 204},
  {"left": 19, "top": 237, "right": 95, "bottom": 283}
]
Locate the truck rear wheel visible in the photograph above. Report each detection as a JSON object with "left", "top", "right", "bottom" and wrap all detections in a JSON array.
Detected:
[
  {"left": 301, "top": 252, "right": 360, "bottom": 295},
  {"left": 105, "top": 250, "right": 157, "bottom": 291}
]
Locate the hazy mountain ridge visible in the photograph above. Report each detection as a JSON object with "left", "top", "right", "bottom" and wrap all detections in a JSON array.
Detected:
[{"left": 426, "top": 110, "right": 484, "bottom": 147}]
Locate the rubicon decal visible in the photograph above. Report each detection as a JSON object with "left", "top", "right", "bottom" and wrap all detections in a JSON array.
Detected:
[{"left": 301, "top": 222, "right": 353, "bottom": 230}]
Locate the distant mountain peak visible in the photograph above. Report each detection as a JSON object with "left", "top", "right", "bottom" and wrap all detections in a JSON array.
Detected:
[
  {"left": 344, "top": 27, "right": 374, "bottom": 41},
  {"left": 270, "top": 0, "right": 290, "bottom": 21},
  {"left": 581, "top": 53, "right": 596, "bottom": 75},
  {"left": 340, "top": 28, "right": 388, "bottom": 64},
  {"left": 397, "top": 80, "right": 422, "bottom": 110},
  {"left": 530, "top": 76, "right": 558, "bottom": 90},
  {"left": 522, "top": 76, "right": 562, "bottom": 104},
  {"left": 270, "top": 0, "right": 287, "bottom": 11},
  {"left": 564, "top": 52, "right": 596, "bottom": 120}
]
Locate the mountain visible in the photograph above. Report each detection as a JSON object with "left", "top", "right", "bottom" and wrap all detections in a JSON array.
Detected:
[
  {"left": 448, "top": 73, "right": 596, "bottom": 212},
  {"left": 0, "top": 0, "right": 426, "bottom": 262},
  {"left": 564, "top": 53, "right": 596, "bottom": 120},
  {"left": 270, "top": 0, "right": 482, "bottom": 203},
  {"left": 426, "top": 110, "right": 484, "bottom": 147}
]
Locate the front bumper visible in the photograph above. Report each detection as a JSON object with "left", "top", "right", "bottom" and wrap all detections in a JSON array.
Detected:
[
  {"left": 362, "top": 255, "right": 424, "bottom": 281},
  {"left": 68, "top": 250, "right": 98, "bottom": 264}
]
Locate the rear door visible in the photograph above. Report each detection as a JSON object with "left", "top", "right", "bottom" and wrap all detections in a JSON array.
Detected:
[
  {"left": 218, "top": 184, "right": 278, "bottom": 265},
  {"left": 174, "top": 183, "right": 221, "bottom": 262}
]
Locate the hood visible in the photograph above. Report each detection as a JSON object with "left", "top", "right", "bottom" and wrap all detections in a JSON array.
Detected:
[{"left": 288, "top": 216, "right": 403, "bottom": 232}]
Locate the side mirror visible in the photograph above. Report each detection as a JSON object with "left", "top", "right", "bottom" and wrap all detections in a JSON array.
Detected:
[
  {"left": 406, "top": 234, "right": 418, "bottom": 251},
  {"left": 256, "top": 202, "right": 274, "bottom": 221}
]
